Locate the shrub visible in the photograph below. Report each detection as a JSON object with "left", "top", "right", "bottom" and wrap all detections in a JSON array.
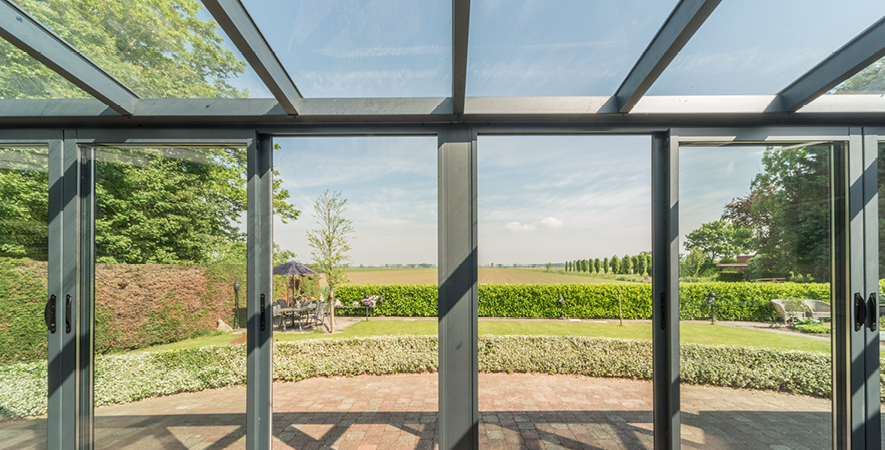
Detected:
[
  {"left": 337, "top": 282, "right": 830, "bottom": 321},
  {"left": 2, "top": 335, "right": 878, "bottom": 420}
]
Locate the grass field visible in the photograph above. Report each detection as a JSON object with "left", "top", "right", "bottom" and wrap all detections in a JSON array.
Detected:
[
  {"left": 134, "top": 320, "right": 832, "bottom": 354},
  {"left": 342, "top": 267, "right": 635, "bottom": 285}
]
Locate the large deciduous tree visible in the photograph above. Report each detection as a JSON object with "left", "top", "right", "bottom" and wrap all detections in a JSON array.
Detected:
[
  {"left": 721, "top": 145, "right": 830, "bottom": 280},
  {"left": 683, "top": 220, "right": 754, "bottom": 263},
  {"left": 0, "top": 1, "right": 302, "bottom": 263}
]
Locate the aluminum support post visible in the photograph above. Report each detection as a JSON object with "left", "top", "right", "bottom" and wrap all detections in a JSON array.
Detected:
[
  {"left": 79, "top": 145, "right": 94, "bottom": 450},
  {"left": 247, "top": 134, "right": 274, "bottom": 450},
  {"left": 832, "top": 139, "right": 854, "bottom": 450},
  {"left": 862, "top": 131, "right": 881, "bottom": 450},
  {"left": 847, "top": 131, "right": 867, "bottom": 450},
  {"left": 438, "top": 126, "right": 479, "bottom": 450},
  {"left": 652, "top": 131, "right": 679, "bottom": 450}
]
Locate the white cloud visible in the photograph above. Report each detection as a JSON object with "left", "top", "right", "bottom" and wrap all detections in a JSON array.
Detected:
[
  {"left": 540, "top": 217, "right": 563, "bottom": 229},
  {"left": 505, "top": 222, "right": 536, "bottom": 232}
]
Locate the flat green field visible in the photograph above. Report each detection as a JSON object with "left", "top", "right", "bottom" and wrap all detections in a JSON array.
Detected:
[{"left": 343, "top": 267, "right": 635, "bottom": 285}]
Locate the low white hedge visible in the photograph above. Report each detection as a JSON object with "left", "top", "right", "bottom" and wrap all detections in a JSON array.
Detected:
[{"left": 0, "top": 335, "right": 876, "bottom": 420}]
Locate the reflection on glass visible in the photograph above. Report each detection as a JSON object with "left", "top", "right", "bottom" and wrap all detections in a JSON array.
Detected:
[
  {"left": 0, "top": 40, "right": 89, "bottom": 99},
  {"left": 91, "top": 146, "right": 249, "bottom": 448},
  {"left": 468, "top": 0, "right": 675, "bottom": 96},
  {"left": 830, "top": 56, "right": 885, "bottom": 95},
  {"left": 649, "top": 0, "right": 885, "bottom": 95},
  {"left": 478, "top": 136, "right": 654, "bottom": 448},
  {"left": 679, "top": 144, "right": 832, "bottom": 449},
  {"left": 242, "top": 0, "right": 452, "bottom": 98},
  {"left": 14, "top": 0, "right": 265, "bottom": 99},
  {"left": 0, "top": 147, "right": 48, "bottom": 447}
]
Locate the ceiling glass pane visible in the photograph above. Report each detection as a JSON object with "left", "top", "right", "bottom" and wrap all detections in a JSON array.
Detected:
[
  {"left": 242, "top": 0, "right": 451, "bottom": 98},
  {"left": 0, "top": 38, "right": 88, "bottom": 99},
  {"left": 648, "top": 0, "right": 885, "bottom": 95},
  {"left": 829, "top": 56, "right": 885, "bottom": 94},
  {"left": 15, "top": 0, "right": 269, "bottom": 99},
  {"left": 466, "top": 0, "right": 677, "bottom": 97}
]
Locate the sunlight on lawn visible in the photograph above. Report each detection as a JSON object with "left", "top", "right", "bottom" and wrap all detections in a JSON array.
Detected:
[{"left": 132, "top": 320, "right": 831, "bottom": 354}]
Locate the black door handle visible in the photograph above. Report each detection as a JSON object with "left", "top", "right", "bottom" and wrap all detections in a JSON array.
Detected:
[
  {"left": 65, "top": 294, "right": 72, "bottom": 334},
  {"left": 45, "top": 295, "right": 57, "bottom": 334},
  {"left": 869, "top": 293, "right": 878, "bottom": 332},
  {"left": 260, "top": 294, "right": 266, "bottom": 331},
  {"left": 854, "top": 292, "right": 866, "bottom": 332}
]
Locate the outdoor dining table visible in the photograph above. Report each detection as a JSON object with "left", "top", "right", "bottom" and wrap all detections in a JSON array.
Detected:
[
  {"left": 334, "top": 305, "right": 375, "bottom": 321},
  {"left": 278, "top": 304, "right": 316, "bottom": 331}
]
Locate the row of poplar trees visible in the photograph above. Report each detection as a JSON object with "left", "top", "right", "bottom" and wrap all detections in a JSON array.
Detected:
[{"left": 565, "top": 253, "right": 650, "bottom": 276}]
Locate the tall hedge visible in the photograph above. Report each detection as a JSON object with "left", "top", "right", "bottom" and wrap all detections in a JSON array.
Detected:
[{"left": 336, "top": 282, "right": 831, "bottom": 320}]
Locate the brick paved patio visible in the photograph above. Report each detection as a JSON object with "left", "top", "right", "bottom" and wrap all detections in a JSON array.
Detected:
[{"left": 1, "top": 373, "right": 863, "bottom": 449}]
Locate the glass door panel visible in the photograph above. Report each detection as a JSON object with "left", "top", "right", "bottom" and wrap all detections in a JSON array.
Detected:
[
  {"left": 88, "top": 146, "right": 248, "bottom": 449},
  {"left": 270, "top": 136, "right": 438, "bottom": 448},
  {"left": 679, "top": 143, "right": 833, "bottom": 448},
  {"left": 477, "top": 135, "right": 654, "bottom": 449},
  {"left": 0, "top": 146, "right": 49, "bottom": 449}
]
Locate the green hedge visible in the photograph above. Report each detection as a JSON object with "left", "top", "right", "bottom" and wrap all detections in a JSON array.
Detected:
[
  {"left": 2, "top": 335, "right": 877, "bottom": 420},
  {"left": 336, "top": 282, "right": 831, "bottom": 321},
  {"left": 0, "top": 259, "right": 47, "bottom": 363}
]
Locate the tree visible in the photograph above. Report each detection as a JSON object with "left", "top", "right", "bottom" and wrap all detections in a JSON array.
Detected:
[
  {"left": 684, "top": 220, "right": 754, "bottom": 264},
  {"left": 0, "top": 1, "right": 302, "bottom": 263},
  {"left": 722, "top": 145, "right": 830, "bottom": 280},
  {"left": 545, "top": 262, "right": 552, "bottom": 272},
  {"left": 636, "top": 254, "right": 647, "bottom": 276},
  {"left": 622, "top": 255, "right": 633, "bottom": 274},
  {"left": 307, "top": 190, "right": 354, "bottom": 333},
  {"left": 0, "top": 149, "right": 48, "bottom": 259},
  {"left": 92, "top": 147, "right": 299, "bottom": 264},
  {"left": 592, "top": 258, "right": 599, "bottom": 273},
  {"left": 2, "top": 0, "right": 249, "bottom": 100},
  {"left": 610, "top": 255, "right": 620, "bottom": 274},
  {"left": 603, "top": 257, "right": 609, "bottom": 274}
]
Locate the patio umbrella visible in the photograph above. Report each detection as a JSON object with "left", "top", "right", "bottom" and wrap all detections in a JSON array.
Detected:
[{"left": 272, "top": 261, "right": 318, "bottom": 304}]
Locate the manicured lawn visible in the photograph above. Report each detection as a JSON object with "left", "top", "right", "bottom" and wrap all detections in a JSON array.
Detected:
[{"left": 132, "top": 319, "right": 832, "bottom": 354}]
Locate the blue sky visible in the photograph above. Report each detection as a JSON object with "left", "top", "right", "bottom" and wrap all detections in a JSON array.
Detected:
[
  {"left": 272, "top": 136, "right": 768, "bottom": 266},
  {"left": 209, "top": 1, "right": 874, "bottom": 265}
]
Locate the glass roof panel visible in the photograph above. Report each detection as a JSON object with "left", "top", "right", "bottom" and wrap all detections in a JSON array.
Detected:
[
  {"left": 648, "top": 0, "right": 885, "bottom": 95},
  {"left": 466, "top": 0, "right": 677, "bottom": 97},
  {"left": 242, "top": 0, "right": 452, "bottom": 98},
  {"left": 829, "top": 56, "right": 885, "bottom": 94},
  {"left": 15, "top": 0, "right": 269, "bottom": 99},
  {"left": 0, "top": 38, "right": 89, "bottom": 99}
]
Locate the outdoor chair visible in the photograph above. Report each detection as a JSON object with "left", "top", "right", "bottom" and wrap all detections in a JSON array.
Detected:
[
  {"left": 770, "top": 299, "right": 804, "bottom": 326},
  {"left": 803, "top": 299, "right": 831, "bottom": 321},
  {"left": 272, "top": 300, "right": 296, "bottom": 331}
]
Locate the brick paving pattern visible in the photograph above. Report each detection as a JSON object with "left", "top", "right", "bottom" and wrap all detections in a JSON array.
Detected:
[{"left": 1, "top": 373, "right": 872, "bottom": 449}]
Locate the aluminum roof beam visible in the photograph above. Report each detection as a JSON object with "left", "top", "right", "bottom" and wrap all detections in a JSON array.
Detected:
[
  {"left": 778, "top": 16, "right": 885, "bottom": 113},
  {"left": 202, "top": 0, "right": 302, "bottom": 115},
  {"left": 452, "top": 0, "right": 471, "bottom": 114},
  {"left": 0, "top": 0, "right": 139, "bottom": 116},
  {"left": 614, "top": 0, "right": 721, "bottom": 114}
]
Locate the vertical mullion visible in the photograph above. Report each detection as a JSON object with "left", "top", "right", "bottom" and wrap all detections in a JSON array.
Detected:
[
  {"left": 47, "top": 135, "right": 65, "bottom": 450},
  {"left": 247, "top": 134, "right": 273, "bottom": 450},
  {"left": 848, "top": 130, "right": 866, "bottom": 450},
  {"left": 833, "top": 141, "right": 851, "bottom": 450},
  {"left": 79, "top": 145, "right": 94, "bottom": 450},
  {"left": 61, "top": 130, "right": 80, "bottom": 448},
  {"left": 652, "top": 131, "right": 679, "bottom": 450},
  {"left": 438, "top": 126, "right": 479, "bottom": 450},
  {"left": 862, "top": 131, "right": 881, "bottom": 450}
]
